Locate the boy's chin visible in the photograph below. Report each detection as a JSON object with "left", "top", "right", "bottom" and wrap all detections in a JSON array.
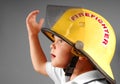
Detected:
[
  {"left": 51, "top": 63, "right": 60, "bottom": 67},
  {"left": 51, "top": 62, "right": 67, "bottom": 68}
]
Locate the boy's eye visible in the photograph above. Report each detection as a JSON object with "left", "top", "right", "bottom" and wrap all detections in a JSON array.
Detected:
[{"left": 58, "top": 39, "right": 63, "bottom": 43}]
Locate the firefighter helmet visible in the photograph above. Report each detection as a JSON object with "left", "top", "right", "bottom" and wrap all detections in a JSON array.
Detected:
[{"left": 41, "top": 5, "right": 116, "bottom": 83}]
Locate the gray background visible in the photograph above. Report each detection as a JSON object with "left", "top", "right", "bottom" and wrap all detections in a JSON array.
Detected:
[{"left": 0, "top": 0, "right": 120, "bottom": 84}]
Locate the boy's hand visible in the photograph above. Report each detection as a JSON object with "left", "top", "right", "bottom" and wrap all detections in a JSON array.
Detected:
[{"left": 26, "top": 10, "right": 44, "bottom": 36}]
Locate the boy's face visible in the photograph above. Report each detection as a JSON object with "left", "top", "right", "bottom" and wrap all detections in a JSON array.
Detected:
[{"left": 50, "top": 35, "right": 73, "bottom": 68}]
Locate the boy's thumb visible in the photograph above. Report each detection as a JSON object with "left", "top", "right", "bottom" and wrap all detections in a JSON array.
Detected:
[{"left": 38, "top": 18, "right": 44, "bottom": 30}]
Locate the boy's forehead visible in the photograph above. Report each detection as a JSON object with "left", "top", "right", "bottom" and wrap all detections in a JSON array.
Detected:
[{"left": 54, "top": 35, "right": 61, "bottom": 39}]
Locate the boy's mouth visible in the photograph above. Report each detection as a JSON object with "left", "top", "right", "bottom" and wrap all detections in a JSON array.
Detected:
[{"left": 51, "top": 54, "right": 56, "bottom": 59}]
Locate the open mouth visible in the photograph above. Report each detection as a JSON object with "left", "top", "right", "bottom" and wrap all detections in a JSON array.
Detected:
[{"left": 51, "top": 54, "right": 56, "bottom": 59}]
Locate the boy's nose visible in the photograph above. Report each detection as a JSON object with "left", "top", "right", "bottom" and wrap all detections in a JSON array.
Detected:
[{"left": 50, "top": 42, "right": 56, "bottom": 49}]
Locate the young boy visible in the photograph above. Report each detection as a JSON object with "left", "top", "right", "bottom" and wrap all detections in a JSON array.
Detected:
[{"left": 26, "top": 5, "right": 116, "bottom": 84}]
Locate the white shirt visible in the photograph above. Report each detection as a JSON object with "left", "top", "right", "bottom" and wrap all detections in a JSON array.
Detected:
[{"left": 46, "top": 62, "right": 108, "bottom": 84}]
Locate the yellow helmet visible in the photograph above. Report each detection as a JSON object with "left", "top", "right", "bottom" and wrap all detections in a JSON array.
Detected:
[{"left": 42, "top": 5, "right": 116, "bottom": 83}]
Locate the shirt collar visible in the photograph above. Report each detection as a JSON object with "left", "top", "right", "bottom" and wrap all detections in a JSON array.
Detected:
[{"left": 66, "top": 70, "right": 105, "bottom": 84}]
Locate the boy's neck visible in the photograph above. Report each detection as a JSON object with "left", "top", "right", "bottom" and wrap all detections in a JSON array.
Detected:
[{"left": 69, "top": 59, "right": 96, "bottom": 81}]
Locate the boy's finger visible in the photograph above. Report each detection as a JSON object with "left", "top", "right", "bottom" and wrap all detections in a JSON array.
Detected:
[{"left": 26, "top": 10, "right": 39, "bottom": 22}]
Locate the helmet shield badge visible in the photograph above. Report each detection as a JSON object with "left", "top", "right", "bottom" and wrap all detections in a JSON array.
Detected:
[{"left": 41, "top": 5, "right": 116, "bottom": 84}]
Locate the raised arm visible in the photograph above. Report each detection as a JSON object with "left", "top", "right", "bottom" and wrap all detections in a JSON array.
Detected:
[{"left": 26, "top": 10, "right": 48, "bottom": 76}]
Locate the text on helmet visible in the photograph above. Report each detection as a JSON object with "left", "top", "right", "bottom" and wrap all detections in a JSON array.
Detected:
[{"left": 70, "top": 12, "right": 109, "bottom": 46}]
